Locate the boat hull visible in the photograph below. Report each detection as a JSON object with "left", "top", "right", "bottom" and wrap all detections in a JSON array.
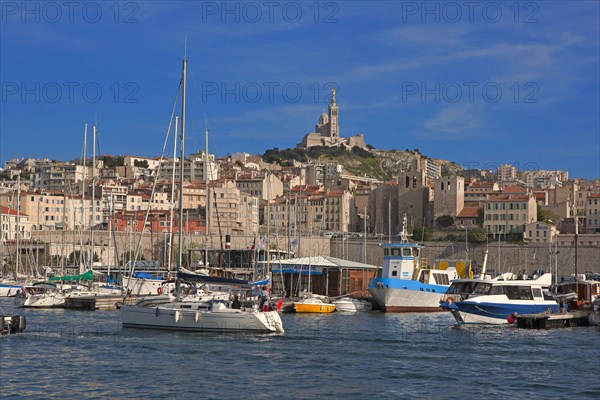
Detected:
[
  {"left": 332, "top": 299, "right": 373, "bottom": 312},
  {"left": 123, "top": 277, "right": 167, "bottom": 296},
  {"left": 440, "top": 300, "right": 561, "bottom": 325},
  {"left": 0, "top": 284, "right": 22, "bottom": 297},
  {"left": 23, "top": 293, "right": 66, "bottom": 308},
  {"left": 293, "top": 303, "right": 336, "bottom": 313},
  {"left": 368, "top": 285, "right": 445, "bottom": 312},
  {"left": 120, "top": 304, "right": 284, "bottom": 333}
]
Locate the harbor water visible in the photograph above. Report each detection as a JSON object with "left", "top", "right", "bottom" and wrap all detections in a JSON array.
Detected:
[{"left": 1, "top": 298, "right": 599, "bottom": 399}]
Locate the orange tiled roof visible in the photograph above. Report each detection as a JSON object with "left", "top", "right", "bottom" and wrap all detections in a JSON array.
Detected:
[
  {"left": 1, "top": 205, "right": 27, "bottom": 216},
  {"left": 486, "top": 194, "right": 530, "bottom": 202},
  {"left": 457, "top": 207, "right": 479, "bottom": 218},
  {"left": 502, "top": 184, "right": 527, "bottom": 193}
]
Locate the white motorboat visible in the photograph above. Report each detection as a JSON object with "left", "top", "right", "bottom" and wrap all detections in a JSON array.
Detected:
[
  {"left": 333, "top": 297, "right": 373, "bottom": 312},
  {"left": 439, "top": 273, "right": 560, "bottom": 324}
]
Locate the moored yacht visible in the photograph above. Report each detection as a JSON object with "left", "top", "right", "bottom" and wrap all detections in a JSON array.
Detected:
[
  {"left": 120, "top": 57, "right": 284, "bottom": 335},
  {"left": 439, "top": 273, "right": 560, "bottom": 324},
  {"left": 22, "top": 282, "right": 68, "bottom": 308},
  {"left": 332, "top": 297, "right": 372, "bottom": 312},
  {"left": 121, "top": 293, "right": 284, "bottom": 333},
  {"left": 293, "top": 297, "right": 336, "bottom": 313}
]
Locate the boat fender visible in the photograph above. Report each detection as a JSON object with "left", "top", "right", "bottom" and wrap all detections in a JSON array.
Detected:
[
  {"left": 157, "top": 287, "right": 163, "bottom": 295},
  {"left": 155, "top": 307, "right": 160, "bottom": 317},
  {"left": 507, "top": 312, "right": 517, "bottom": 324}
]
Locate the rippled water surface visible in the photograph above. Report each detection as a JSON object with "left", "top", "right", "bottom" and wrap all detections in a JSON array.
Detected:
[{"left": 1, "top": 298, "right": 599, "bottom": 399}]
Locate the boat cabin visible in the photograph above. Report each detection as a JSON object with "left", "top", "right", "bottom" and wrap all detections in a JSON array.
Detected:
[
  {"left": 446, "top": 280, "right": 554, "bottom": 301},
  {"left": 378, "top": 243, "right": 421, "bottom": 280}
]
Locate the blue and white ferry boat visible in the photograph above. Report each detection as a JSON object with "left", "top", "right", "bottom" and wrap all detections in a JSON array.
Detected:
[
  {"left": 368, "top": 216, "right": 459, "bottom": 312},
  {"left": 439, "top": 272, "right": 560, "bottom": 324}
]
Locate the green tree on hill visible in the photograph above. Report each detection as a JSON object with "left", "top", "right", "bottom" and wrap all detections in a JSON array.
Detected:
[
  {"left": 468, "top": 227, "right": 488, "bottom": 243},
  {"left": 436, "top": 215, "right": 454, "bottom": 229},
  {"left": 410, "top": 225, "right": 431, "bottom": 241}
]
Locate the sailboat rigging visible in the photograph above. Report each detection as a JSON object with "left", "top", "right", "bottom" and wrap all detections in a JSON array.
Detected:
[{"left": 120, "top": 56, "right": 284, "bottom": 333}]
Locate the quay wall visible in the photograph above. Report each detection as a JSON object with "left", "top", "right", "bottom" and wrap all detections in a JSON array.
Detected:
[
  {"left": 330, "top": 239, "right": 600, "bottom": 276},
  {"left": 6, "top": 231, "right": 597, "bottom": 277}
]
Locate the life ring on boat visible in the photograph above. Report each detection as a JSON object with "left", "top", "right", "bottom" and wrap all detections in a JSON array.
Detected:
[
  {"left": 447, "top": 296, "right": 454, "bottom": 304},
  {"left": 157, "top": 287, "right": 163, "bottom": 295}
]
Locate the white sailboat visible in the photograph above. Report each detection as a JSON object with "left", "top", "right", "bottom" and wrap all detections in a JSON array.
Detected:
[{"left": 120, "top": 57, "right": 283, "bottom": 334}]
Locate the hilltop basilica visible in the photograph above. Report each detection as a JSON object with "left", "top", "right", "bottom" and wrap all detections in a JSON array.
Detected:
[{"left": 298, "top": 89, "right": 367, "bottom": 149}]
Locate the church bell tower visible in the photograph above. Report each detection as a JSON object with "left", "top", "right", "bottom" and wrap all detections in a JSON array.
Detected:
[{"left": 328, "top": 88, "right": 339, "bottom": 138}]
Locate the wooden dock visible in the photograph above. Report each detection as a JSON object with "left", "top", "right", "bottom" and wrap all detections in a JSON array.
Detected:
[
  {"left": 65, "top": 295, "right": 139, "bottom": 311},
  {"left": 516, "top": 311, "right": 591, "bottom": 329}
]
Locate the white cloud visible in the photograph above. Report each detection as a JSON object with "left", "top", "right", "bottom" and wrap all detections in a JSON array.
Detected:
[{"left": 419, "top": 104, "right": 483, "bottom": 140}]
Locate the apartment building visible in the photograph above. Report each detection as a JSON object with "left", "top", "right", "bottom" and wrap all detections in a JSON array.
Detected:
[
  {"left": 524, "top": 221, "right": 558, "bottom": 243},
  {"left": 483, "top": 193, "right": 537, "bottom": 238},
  {"left": 268, "top": 187, "right": 353, "bottom": 234},
  {"left": 157, "top": 152, "right": 219, "bottom": 182},
  {"left": 33, "top": 163, "right": 90, "bottom": 191},
  {"left": 464, "top": 180, "right": 500, "bottom": 206},
  {"left": 236, "top": 173, "right": 283, "bottom": 201},
  {"left": 585, "top": 193, "right": 600, "bottom": 233},
  {"left": 207, "top": 181, "right": 259, "bottom": 236},
  {"left": 1, "top": 205, "right": 32, "bottom": 242},
  {"left": 1, "top": 190, "right": 66, "bottom": 230},
  {"left": 522, "top": 170, "right": 568, "bottom": 189}
]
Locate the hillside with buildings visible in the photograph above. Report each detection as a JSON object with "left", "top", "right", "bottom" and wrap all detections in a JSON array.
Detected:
[
  {"left": 261, "top": 145, "right": 463, "bottom": 182},
  {"left": 1, "top": 87, "right": 599, "bottom": 274}
]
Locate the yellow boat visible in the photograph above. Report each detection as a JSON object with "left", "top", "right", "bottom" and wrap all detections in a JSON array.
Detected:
[{"left": 293, "top": 298, "right": 336, "bottom": 313}]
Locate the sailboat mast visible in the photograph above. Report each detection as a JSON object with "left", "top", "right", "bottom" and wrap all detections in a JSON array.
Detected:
[
  {"left": 204, "top": 126, "right": 209, "bottom": 269},
  {"left": 176, "top": 58, "right": 187, "bottom": 300},
  {"left": 107, "top": 194, "right": 112, "bottom": 280},
  {"left": 91, "top": 125, "right": 97, "bottom": 271},
  {"left": 574, "top": 205, "right": 579, "bottom": 299},
  {"left": 168, "top": 116, "right": 178, "bottom": 275},
  {"left": 82, "top": 123, "right": 87, "bottom": 269},
  {"left": 15, "top": 176, "right": 20, "bottom": 277}
]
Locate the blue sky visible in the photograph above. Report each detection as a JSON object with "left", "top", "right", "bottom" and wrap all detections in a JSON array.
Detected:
[{"left": 1, "top": 1, "right": 599, "bottom": 179}]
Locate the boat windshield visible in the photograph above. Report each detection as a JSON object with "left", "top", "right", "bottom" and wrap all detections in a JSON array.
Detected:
[
  {"left": 503, "top": 285, "right": 533, "bottom": 300},
  {"left": 446, "top": 281, "right": 492, "bottom": 299}
]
